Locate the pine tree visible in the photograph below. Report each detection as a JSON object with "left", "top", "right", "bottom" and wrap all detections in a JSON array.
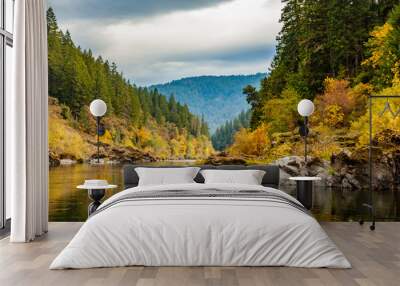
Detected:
[
  {"left": 46, "top": 6, "right": 211, "bottom": 152},
  {"left": 249, "top": 0, "right": 400, "bottom": 131},
  {"left": 200, "top": 115, "right": 210, "bottom": 137},
  {"left": 211, "top": 110, "right": 251, "bottom": 150},
  {"left": 243, "top": 85, "right": 262, "bottom": 129}
]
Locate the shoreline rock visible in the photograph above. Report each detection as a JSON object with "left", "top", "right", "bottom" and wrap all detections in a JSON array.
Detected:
[
  {"left": 202, "top": 152, "right": 247, "bottom": 165},
  {"left": 330, "top": 149, "right": 400, "bottom": 190},
  {"left": 89, "top": 144, "right": 157, "bottom": 164},
  {"left": 60, "top": 159, "right": 77, "bottom": 165},
  {"left": 273, "top": 156, "right": 332, "bottom": 187},
  {"left": 49, "top": 151, "right": 60, "bottom": 167}
]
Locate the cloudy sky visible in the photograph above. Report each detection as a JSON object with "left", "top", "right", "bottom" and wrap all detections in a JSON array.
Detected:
[{"left": 48, "top": 0, "right": 283, "bottom": 86}]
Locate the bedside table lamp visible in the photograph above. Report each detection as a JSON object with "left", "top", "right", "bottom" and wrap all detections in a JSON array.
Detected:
[
  {"left": 90, "top": 99, "right": 107, "bottom": 163},
  {"left": 297, "top": 99, "right": 315, "bottom": 163},
  {"left": 293, "top": 99, "right": 317, "bottom": 210}
]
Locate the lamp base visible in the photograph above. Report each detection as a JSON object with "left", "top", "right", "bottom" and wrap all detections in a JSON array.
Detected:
[
  {"left": 296, "top": 181, "right": 313, "bottom": 210},
  {"left": 88, "top": 189, "right": 105, "bottom": 215}
]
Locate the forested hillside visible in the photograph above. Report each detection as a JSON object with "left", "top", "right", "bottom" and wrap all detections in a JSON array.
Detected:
[
  {"left": 225, "top": 0, "right": 400, "bottom": 163},
  {"left": 247, "top": 0, "right": 399, "bottom": 130},
  {"left": 211, "top": 110, "right": 251, "bottom": 150},
  {"left": 47, "top": 8, "right": 213, "bottom": 162},
  {"left": 150, "top": 74, "right": 265, "bottom": 131}
]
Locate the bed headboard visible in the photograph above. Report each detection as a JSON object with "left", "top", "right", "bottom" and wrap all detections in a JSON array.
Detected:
[{"left": 123, "top": 165, "right": 280, "bottom": 189}]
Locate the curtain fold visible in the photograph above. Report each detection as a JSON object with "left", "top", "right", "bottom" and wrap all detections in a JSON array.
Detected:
[{"left": 8, "top": 0, "right": 48, "bottom": 242}]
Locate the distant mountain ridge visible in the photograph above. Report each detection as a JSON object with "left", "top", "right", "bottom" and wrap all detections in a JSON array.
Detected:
[{"left": 150, "top": 73, "right": 266, "bottom": 132}]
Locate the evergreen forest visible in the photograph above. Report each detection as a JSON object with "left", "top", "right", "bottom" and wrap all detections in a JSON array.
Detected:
[
  {"left": 47, "top": 7, "right": 213, "bottom": 162},
  {"left": 222, "top": 0, "right": 400, "bottom": 163}
]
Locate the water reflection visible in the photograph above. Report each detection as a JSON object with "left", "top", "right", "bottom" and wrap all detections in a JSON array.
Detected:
[{"left": 49, "top": 164, "right": 400, "bottom": 222}]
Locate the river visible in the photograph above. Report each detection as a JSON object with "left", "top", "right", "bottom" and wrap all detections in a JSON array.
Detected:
[{"left": 49, "top": 163, "right": 400, "bottom": 222}]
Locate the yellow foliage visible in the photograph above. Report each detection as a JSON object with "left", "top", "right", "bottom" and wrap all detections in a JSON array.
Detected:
[
  {"left": 186, "top": 139, "right": 197, "bottom": 159},
  {"left": 149, "top": 134, "right": 171, "bottom": 159},
  {"left": 49, "top": 97, "right": 214, "bottom": 161},
  {"left": 324, "top": 105, "right": 344, "bottom": 127},
  {"left": 349, "top": 83, "right": 373, "bottom": 118},
  {"left": 351, "top": 82, "right": 374, "bottom": 95},
  {"left": 136, "top": 127, "right": 152, "bottom": 148},
  {"left": 99, "top": 130, "right": 113, "bottom": 145},
  {"left": 351, "top": 84, "right": 400, "bottom": 147},
  {"left": 177, "top": 134, "right": 187, "bottom": 157},
  {"left": 121, "top": 137, "right": 134, "bottom": 148},
  {"left": 49, "top": 116, "right": 91, "bottom": 160},
  {"left": 313, "top": 78, "right": 367, "bottom": 128},
  {"left": 322, "top": 78, "right": 355, "bottom": 115},
  {"left": 170, "top": 139, "right": 181, "bottom": 159},
  {"left": 229, "top": 125, "right": 270, "bottom": 157},
  {"left": 392, "top": 61, "right": 400, "bottom": 86},
  {"left": 362, "top": 23, "right": 393, "bottom": 69},
  {"left": 311, "top": 141, "right": 342, "bottom": 161},
  {"left": 309, "top": 125, "right": 342, "bottom": 160},
  {"left": 189, "top": 135, "right": 213, "bottom": 159},
  {"left": 362, "top": 22, "right": 400, "bottom": 86},
  {"left": 267, "top": 142, "right": 293, "bottom": 162}
]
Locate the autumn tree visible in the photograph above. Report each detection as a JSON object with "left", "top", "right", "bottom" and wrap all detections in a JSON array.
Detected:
[
  {"left": 248, "top": 0, "right": 399, "bottom": 131},
  {"left": 47, "top": 7, "right": 212, "bottom": 160}
]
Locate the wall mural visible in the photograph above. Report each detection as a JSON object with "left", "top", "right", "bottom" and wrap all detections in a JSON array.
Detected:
[{"left": 47, "top": 0, "right": 400, "bottom": 222}]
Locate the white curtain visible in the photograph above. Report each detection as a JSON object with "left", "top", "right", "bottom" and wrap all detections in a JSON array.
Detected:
[{"left": 8, "top": 0, "right": 49, "bottom": 242}]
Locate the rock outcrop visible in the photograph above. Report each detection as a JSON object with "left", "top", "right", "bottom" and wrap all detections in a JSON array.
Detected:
[
  {"left": 330, "top": 149, "right": 400, "bottom": 190},
  {"left": 273, "top": 156, "right": 332, "bottom": 187},
  {"left": 273, "top": 150, "right": 400, "bottom": 190},
  {"left": 204, "top": 148, "right": 400, "bottom": 190},
  {"left": 89, "top": 144, "right": 156, "bottom": 164},
  {"left": 202, "top": 152, "right": 247, "bottom": 165}
]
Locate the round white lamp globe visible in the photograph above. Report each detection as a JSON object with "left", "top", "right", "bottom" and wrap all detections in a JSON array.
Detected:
[
  {"left": 297, "top": 99, "right": 315, "bottom": 117},
  {"left": 90, "top": 99, "right": 107, "bottom": 117}
]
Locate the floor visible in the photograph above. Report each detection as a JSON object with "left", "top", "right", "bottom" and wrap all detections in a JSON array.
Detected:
[{"left": 0, "top": 222, "right": 399, "bottom": 286}]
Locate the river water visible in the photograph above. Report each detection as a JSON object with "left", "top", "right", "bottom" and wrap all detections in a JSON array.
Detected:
[{"left": 49, "top": 163, "right": 400, "bottom": 222}]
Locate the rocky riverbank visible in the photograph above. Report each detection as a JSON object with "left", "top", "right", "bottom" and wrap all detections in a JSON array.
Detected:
[
  {"left": 204, "top": 148, "right": 400, "bottom": 190},
  {"left": 49, "top": 143, "right": 156, "bottom": 167}
]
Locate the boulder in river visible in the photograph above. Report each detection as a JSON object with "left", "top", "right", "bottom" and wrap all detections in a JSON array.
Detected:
[
  {"left": 203, "top": 152, "right": 247, "bottom": 165},
  {"left": 89, "top": 144, "right": 156, "bottom": 164},
  {"left": 273, "top": 156, "right": 331, "bottom": 187}
]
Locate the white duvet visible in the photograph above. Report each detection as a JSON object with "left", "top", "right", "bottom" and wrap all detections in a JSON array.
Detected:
[{"left": 50, "top": 183, "right": 351, "bottom": 269}]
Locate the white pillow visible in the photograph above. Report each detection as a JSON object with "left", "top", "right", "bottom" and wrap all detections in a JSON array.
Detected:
[
  {"left": 135, "top": 167, "right": 200, "bottom": 186},
  {"left": 200, "top": 169, "right": 266, "bottom": 185}
]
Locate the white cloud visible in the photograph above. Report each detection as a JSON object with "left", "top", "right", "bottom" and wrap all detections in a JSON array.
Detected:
[
  {"left": 54, "top": 0, "right": 282, "bottom": 85},
  {"left": 48, "top": 0, "right": 232, "bottom": 21}
]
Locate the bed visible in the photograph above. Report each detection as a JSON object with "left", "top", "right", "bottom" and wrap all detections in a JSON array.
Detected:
[{"left": 50, "top": 165, "right": 351, "bottom": 269}]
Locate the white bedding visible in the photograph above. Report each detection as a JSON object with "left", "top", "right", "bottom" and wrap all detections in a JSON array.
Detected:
[{"left": 50, "top": 183, "right": 351, "bottom": 269}]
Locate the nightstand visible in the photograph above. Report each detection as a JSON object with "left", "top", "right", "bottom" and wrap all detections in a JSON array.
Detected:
[
  {"left": 289, "top": 177, "right": 321, "bottom": 210},
  {"left": 77, "top": 180, "right": 117, "bottom": 216}
]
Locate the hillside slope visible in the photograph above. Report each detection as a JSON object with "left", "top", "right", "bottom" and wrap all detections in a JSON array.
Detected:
[
  {"left": 150, "top": 73, "right": 266, "bottom": 132},
  {"left": 49, "top": 96, "right": 214, "bottom": 163},
  {"left": 47, "top": 8, "right": 213, "bottom": 162}
]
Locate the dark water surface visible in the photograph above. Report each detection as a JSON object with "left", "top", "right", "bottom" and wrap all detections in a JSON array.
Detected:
[{"left": 49, "top": 164, "right": 400, "bottom": 222}]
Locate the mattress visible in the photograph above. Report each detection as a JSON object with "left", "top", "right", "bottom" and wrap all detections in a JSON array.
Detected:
[{"left": 50, "top": 183, "right": 351, "bottom": 269}]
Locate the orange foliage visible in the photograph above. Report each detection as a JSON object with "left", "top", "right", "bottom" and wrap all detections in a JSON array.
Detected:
[
  {"left": 318, "top": 78, "right": 355, "bottom": 115},
  {"left": 312, "top": 78, "right": 369, "bottom": 128},
  {"left": 323, "top": 105, "right": 344, "bottom": 128},
  {"left": 229, "top": 125, "right": 270, "bottom": 157}
]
